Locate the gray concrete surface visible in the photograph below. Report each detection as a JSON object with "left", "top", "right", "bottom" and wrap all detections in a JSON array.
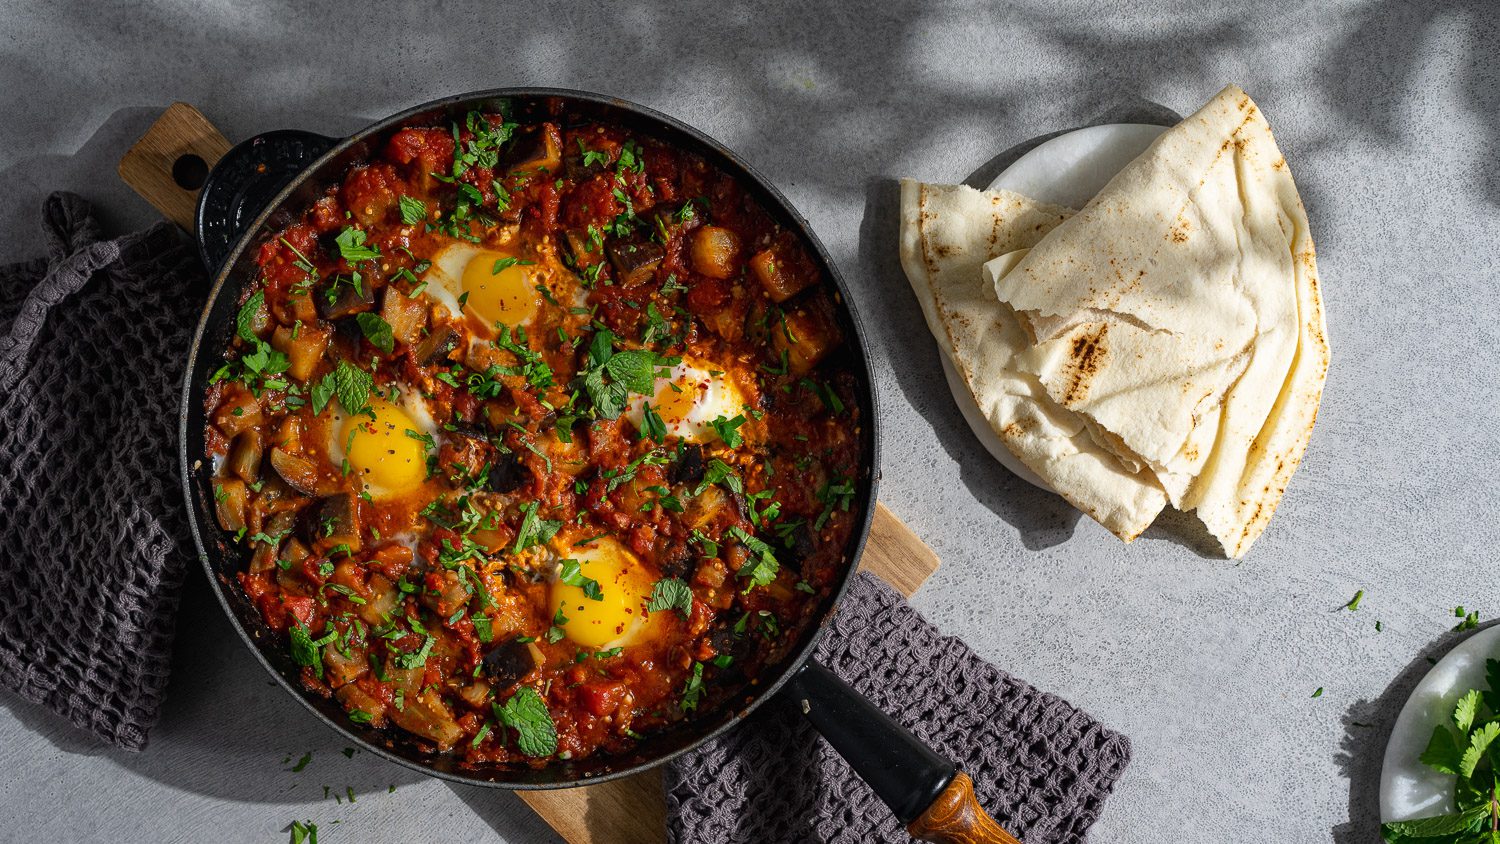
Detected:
[{"left": 2, "top": 0, "right": 1497, "bottom": 841}]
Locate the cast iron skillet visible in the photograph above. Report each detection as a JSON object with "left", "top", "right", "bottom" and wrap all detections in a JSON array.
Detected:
[{"left": 177, "top": 88, "right": 1014, "bottom": 842}]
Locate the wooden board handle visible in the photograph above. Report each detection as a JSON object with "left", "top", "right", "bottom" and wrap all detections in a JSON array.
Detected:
[
  {"left": 908, "top": 772, "right": 1023, "bottom": 844},
  {"left": 117, "top": 102, "right": 231, "bottom": 231}
]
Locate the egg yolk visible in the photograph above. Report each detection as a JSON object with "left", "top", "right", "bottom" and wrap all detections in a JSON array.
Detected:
[
  {"left": 653, "top": 375, "right": 706, "bottom": 428},
  {"left": 461, "top": 250, "right": 540, "bottom": 329},
  {"left": 549, "top": 544, "right": 666, "bottom": 650},
  {"left": 339, "top": 397, "right": 427, "bottom": 499}
]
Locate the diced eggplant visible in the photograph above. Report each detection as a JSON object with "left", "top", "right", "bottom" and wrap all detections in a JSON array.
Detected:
[
  {"left": 310, "top": 492, "right": 362, "bottom": 555},
  {"left": 279, "top": 536, "right": 312, "bottom": 569},
  {"left": 684, "top": 483, "right": 731, "bottom": 530},
  {"left": 690, "top": 226, "right": 742, "bottom": 280},
  {"left": 563, "top": 228, "right": 606, "bottom": 273},
  {"left": 335, "top": 683, "right": 387, "bottom": 728},
  {"left": 482, "top": 637, "right": 538, "bottom": 690},
  {"left": 380, "top": 286, "right": 428, "bottom": 347},
  {"left": 324, "top": 643, "right": 368, "bottom": 687},
  {"left": 779, "top": 521, "right": 817, "bottom": 574},
  {"left": 357, "top": 573, "right": 401, "bottom": 626},
  {"left": 213, "top": 391, "right": 262, "bottom": 439},
  {"left": 486, "top": 448, "right": 530, "bottom": 494},
  {"left": 249, "top": 511, "right": 297, "bottom": 573},
  {"left": 413, "top": 324, "right": 462, "bottom": 366},
  {"left": 315, "top": 275, "right": 375, "bottom": 320},
  {"left": 498, "top": 123, "right": 563, "bottom": 175},
  {"left": 749, "top": 240, "right": 817, "bottom": 303},
  {"left": 420, "top": 570, "right": 469, "bottom": 619},
  {"left": 214, "top": 477, "right": 249, "bottom": 534},
  {"left": 227, "top": 431, "right": 264, "bottom": 485},
  {"left": 270, "top": 447, "right": 325, "bottom": 497},
  {"left": 391, "top": 689, "right": 462, "bottom": 750},
  {"left": 669, "top": 443, "right": 705, "bottom": 486},
  {"left": 606, "top": 240, "right": 665, "bottom": 287},
  {"left": 658, "top": 543, "right": 695, "bottom": 580},
  {"left": 271, "top": 323, "right": 331, "bottom": 383},
  {"left": 773, "top": 295, "right": 843, "bottom": 375}
]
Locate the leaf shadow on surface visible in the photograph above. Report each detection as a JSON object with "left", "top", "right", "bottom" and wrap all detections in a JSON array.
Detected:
[{"left": 1331, "top": 621, "right": 1500, "bottom": 843}]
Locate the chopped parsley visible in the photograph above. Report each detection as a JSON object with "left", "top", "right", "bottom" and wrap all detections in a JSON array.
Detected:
[
  {"left": 680, "top": 662, "right": 705, "bottom": 711},
  {"left": 334, "top": 226, "right": 381, "bottom": 263},
  {"left": 558, "top": 559, "right": 604, "bottom": 600}
]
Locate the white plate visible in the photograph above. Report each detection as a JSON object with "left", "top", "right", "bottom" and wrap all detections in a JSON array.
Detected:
[
  {"left": 1380, "top": 626, "right": 1500, "bottom": 824},
  {"left": 936, "top": 123, "right": 1167, "bottom": 491}
]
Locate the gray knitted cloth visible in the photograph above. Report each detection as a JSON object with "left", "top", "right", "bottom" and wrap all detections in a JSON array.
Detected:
[
  {"left": 0, "top": 193, "right": 203, "bottom": 750},
  {"left": 664, "top": 572, "right": 1132, "bottom": 843}
]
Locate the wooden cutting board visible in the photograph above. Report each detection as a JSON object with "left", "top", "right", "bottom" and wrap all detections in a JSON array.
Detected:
[{"left": 119, "top": 103, "right": 942, "bottom": 844}]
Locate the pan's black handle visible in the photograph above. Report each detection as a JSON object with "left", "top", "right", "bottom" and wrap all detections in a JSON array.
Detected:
[
  {"left": 785, "top": 660, "right": 1022, "bottom": 843},
  {"left": 194, "top": 129, "right": 338, "bottom": 272}
]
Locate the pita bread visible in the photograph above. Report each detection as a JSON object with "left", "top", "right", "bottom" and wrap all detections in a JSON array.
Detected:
[
  {"left": 898, "top": 179, "right": 1168, "bottom": 541},
  {"left": 988, "top": 85, "right": 1329, "bottom": 556}
]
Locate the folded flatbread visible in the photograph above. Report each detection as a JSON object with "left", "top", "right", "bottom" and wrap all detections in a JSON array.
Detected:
[
  {"left": 898, "top": 179, "right": 1168, "bottom": 541},
  {"left": 988, "top": 85, "right": 1330, "bottom": 557}
]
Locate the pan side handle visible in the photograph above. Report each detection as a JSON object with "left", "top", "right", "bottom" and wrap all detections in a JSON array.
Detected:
[
  {"left": 784, "top": 660, "right": 1022, "bottom": 844},
  {"left": 117, "top": 103, "right": 232, "bottom": 232},
  {"left": 118, "top": 103, "right": 335, "bottom": 270}
]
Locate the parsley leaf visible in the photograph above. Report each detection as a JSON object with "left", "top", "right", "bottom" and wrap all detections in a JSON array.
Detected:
[
  {"left": 392, "top": 635, "right": 435, "bottom": 669},
  {"left": 640, "top": 402, "right": 667, "bottom": 443},
  {"left": 512, "top": 501, "right": 562, "bottom": 553},
  {"left": 334, "top": 226, "right": 381, "bottom": 263},
  {"left": 726, "top": 526, "right": 778, "bottom": 587},
  {"left": 647, "top": 577, "right": 693, "bottom": 619},
  {"left": 494, "top": 687, "right": 557, "bottom": 757},
  {"left": 708, "top": 414, "right": 746, "bottom": 448},
  {"left": 680, "top": 662, "right": 705, "bottom": 711},
  {"left": 355, "top": 312, "right": 395, "bottom": 355},
  {"left": 558, "top": 559, "right": 603, "bottom": 601}
]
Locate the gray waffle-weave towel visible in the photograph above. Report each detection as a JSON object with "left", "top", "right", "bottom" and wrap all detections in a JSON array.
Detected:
[
  {"left": 0, "top": 192, "right": 204, "bottom": 750},
  {"left": 664, "top": 571, "right": 1132, "bottom": 843}
]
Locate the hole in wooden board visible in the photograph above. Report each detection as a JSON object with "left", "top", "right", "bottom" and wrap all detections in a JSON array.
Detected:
[{"left": 172, "top": 153, "right": 209, "bottom": 190}]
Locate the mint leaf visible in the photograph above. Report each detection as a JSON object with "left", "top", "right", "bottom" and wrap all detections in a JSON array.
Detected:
[
  {"left": 1457, "top": 690, "right": 1483, "bottom": 734},
  {"left": 355, "top": 312, "right": 395, "bottom": 355},
  {"left": 1485, "top": 659, "right": 1500, "bottom": 713},
  {"left": 1460, "top": 721, "right": 1500, "bottom": 778},
  {"left": 1380, "top": 806, "right": 1486, "bottom": 838},
  {"left": 604, "top": 349, "right": 658, "bottom": 395},
  {"left": 335, "top": 226, "right": 381, "bottom": 262},
  {"left": 647, "top": 577, "right": 693, "bottom": 619},
  {"left": 494, "top": 687, "right": 557, "bottom": 757},
  {"left": 331, "top": 360, "right": 373, "bottom": 415},
  {"left": 236, "top": 290, "right": 264, "bottom": 343},
  {"left": 1421, "top": 724, "right": 1464, "bottom": 775},
  {"left": 398, "top": 195, "right": 427, "bottom": 225}
]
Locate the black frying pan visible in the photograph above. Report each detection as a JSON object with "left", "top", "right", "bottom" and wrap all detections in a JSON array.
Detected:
[{"left": 164, "top": 88, "right": 1015, "bottom": 843}]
